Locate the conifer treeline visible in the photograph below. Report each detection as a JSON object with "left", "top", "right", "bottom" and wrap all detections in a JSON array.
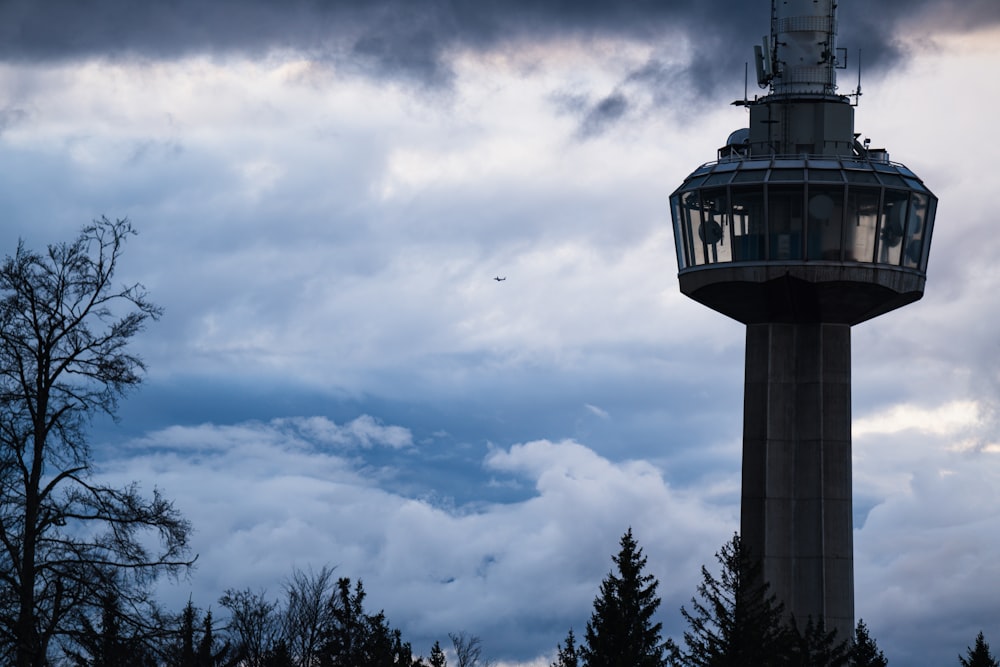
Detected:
[{"left": 54, "top": 529, "right": 998, "bottom": 666}]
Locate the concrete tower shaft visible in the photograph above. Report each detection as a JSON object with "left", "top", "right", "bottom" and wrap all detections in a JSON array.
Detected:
[{"left": 669, "top": 0, "right": 937, "bottom": 646}]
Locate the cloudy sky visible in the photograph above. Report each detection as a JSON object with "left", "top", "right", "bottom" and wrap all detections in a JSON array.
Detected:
[{"left": 2, "top": 0, "right": 1000, "bottom": 664}]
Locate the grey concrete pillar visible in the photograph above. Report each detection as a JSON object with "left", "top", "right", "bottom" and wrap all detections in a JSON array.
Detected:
[{"left": 741, "top": 322, "right": 854, "bottom": 643}]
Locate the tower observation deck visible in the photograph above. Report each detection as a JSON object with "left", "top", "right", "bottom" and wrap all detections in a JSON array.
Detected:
[{"left": 669, "top": 0, "right": 936, "bottom": 643}]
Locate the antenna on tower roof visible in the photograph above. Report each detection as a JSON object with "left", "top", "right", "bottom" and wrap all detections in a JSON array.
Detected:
[
  {"left": 848, "top": 49, "right": 863, "bottom": 106},
  {"left": 754, "top": 36, "right": 773, "bottom": 88}
]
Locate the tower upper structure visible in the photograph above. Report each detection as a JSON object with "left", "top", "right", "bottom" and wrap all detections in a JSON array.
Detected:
[
  {"left": 668, "top": 0, "right": 937, "bottom": 642},
  {"left": 670, "top": 0, "right": 936, "bottom": 325}
]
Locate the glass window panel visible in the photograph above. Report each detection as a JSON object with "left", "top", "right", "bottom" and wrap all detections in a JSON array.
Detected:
[
  {"left": 808, "top": 169, "right": 844, "bottom": 182},
  {"left": 774, "top": 159, "right": 805, "bottom": 168},
  {"left": 872, "top": 162, "right": 897, "bottom": 172},
  {"left": 682, "top": 175, "right": 709, "bottom": 189},
  {"left": 769, "top": 169, "right": 805, "bottom": 181},
  {"left": 768, "top": 186, "right": 805, "bottom": 260},
  {"left": 698, "top": 188, "right": 733, "bottom": 264},
  {"left": 732, "top": 170, "right": 768, "bottom": 183},
  {"left": 876, "top": 172, "right": 907, "bottom": 187},
  {"left": 844, "top": 187, "right": 880, "bottom": 262},
  {"left": 921, "top": 197, "right": 937, "bottom": 269},
  {"left": 878, "top": 189, "right": 909, "bottom": 265},
  {"left": 714, "top": 161, "right": 739, "bottom": 172},
  {"left": 902, "top": 192, "right": 930, "bottom": 269},
  {"left": 703, "top": 172, "right": 735, "bottom": 186},
  {"left": 806, "top": 186, "right": 845, "bottom": 260},
  {"left": 730, "top": 187, "right": 766, "bottom": 261},
  {"left": 670, "top": 195, "right": 687, "bottom": 270},
  {"left": 903, "top": 177, "right": 927, "bottom": 192},
  {"left": 682, "top": 190, "right": 707, "bottom": 266},
  {"left": 845, "top": 170, "right": 879, "bottom": 184},
  {"left": 808, "top": 159, "right": 841, "bottom": 169}
]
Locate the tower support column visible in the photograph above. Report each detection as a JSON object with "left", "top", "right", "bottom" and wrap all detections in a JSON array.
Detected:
[{"left": 741, "top": 322, "right": 854, "bottom": 642}]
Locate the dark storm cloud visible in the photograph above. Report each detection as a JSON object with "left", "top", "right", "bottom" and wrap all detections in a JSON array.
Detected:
[
  {"left": 577, "top": 92, "right": 629, "bottom": 139},
  {"left": 4, "top": 0, "right": 996, "bottom": 87},
  {"left": 0, "top": 0, "right": 993, "bottom": 140}
]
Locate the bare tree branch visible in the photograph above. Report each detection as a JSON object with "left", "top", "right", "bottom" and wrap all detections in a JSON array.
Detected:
[{"left": 0, "top": 218, "right": 191, "bottom": 666}]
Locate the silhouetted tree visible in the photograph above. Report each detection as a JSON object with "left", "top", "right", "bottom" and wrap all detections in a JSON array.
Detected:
[
  {"left": 166, "top": 602, "right": 235, "bottom": 667},
  {"left": 219, "top": 588, "right": 281, "bottom": 667},
  {"left": 0, "top": 218, "right": 192, "bottom": 666},
  {"left": 580, "top": 528, "right": 668, "bottom": 667},
  {"left": 551, "top": 628, "right": 580, "bottom": 667},
  {"left": 178, "top": 600, "right": 198, "bottom": 666},
  {"left": 429, "top": 640, "right": 447, "bottom": 667},
  {"left": 449, "top": 632, "right": 494, "bottom": 667},
  {"left": 61, "top": 589, "right": 157, "bottom": 667},
  {"left": 670, "top": 533, "right": 789, "bottom": 667},
  {"left": 283, "top": 566, "right": 337, "bottom": 667},
  {"left": 366, "top": 612, "right": 416, "bottom": 666},
  {"left": 264, "top": 639, "right": 295, "bottom": 667},
  {"left": 323, "top": 578, "right": 368, "bottom": 666},
  {"left": 322, "top": 577, "right": 418, "bottom": 666},
  {"left": 960, "top": 632, "right": 999, "bottom": 667},
  {"left": 849, "top": 620, "right": 886, "bottom": 667},
  {"left": 786, "top": 616, "right": 848, "bottom": 667},
  {"left": 196, "top": 609, "right": 237, "bottom": 667}
]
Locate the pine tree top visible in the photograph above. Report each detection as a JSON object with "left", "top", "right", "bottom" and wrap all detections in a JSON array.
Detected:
[{"left": 960, "top": 631, "right": 1000, "bottom": 667}]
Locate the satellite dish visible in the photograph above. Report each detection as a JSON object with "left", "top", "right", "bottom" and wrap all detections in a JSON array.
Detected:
[
  {"left": 726, "top": 128, "right": 750, "bottom": 147},
  {"left": 809, "top": 194, "right": 834, "bottom": 220},
  {"left": 699, "top": 220, "right": 724, "bottom": 245}
]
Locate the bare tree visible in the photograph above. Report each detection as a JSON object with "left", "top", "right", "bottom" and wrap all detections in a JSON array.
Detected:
[
  {"left": 218, "top": 589, "right": 280, "bottom": 667},
  {"left": 0, "top": 218, "right": 192, "bottom": 666},
  {"left": 282, "top": 565, "right": 337, "bottom": 667},
  {"left": 449, "top": 632, "right": 495, "bottom": 667}
]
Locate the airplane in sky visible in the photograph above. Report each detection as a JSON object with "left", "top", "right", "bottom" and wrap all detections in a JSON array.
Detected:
[{"left": 494, "top": 276, "right": 506, "bottom": 282}]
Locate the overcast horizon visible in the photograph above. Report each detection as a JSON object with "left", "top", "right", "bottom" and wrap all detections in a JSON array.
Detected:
[{"left": 2, "top": 0, "right": 1000, "bottom": 665}]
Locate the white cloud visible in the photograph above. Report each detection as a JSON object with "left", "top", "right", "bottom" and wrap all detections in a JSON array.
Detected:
[
  {"left": 853, "top": 400, "right": 981, "bottom": 438},
  {"left": 101, "top": 401, "right": 1000, "bottom": 665},
  {"left": 98, "top": 420, "right": 734, "bottom": 662}
]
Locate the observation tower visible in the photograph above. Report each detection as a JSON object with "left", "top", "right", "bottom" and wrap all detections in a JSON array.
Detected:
[{"left": 669, "top": 0, "right": 936, "bottom": 642}]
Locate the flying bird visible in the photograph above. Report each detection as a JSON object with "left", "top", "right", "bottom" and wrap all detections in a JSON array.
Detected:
[{"left": 494, "top": 276, "right": 506, "bottom": 282}]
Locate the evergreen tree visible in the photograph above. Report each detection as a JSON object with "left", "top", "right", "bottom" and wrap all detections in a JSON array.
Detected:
[
  {"left": 163, "top": 601, "right": 235, "bottom": 667},
  {"left": 179, "top": 600, "right": 198, "bottom": 666},
  {"left": 321, "top": 577, "right": 418, "bottom": 666},
  {"left": 62, "top": 591, "right": 157, "bottom": 667},
  {"left": 429, "top": 641, "right": 447, "bottom": 667},
  {"left": 580, "top": 528, "right": 668, "bottom": 667},
  {"left": 551, "top": 628, "right": 580, "bottom": 667},
  {"left": 670, "top": 533, "right": 789, "bottom": 667},
  {"left": 960, "top": 632, "right": 999, "bottom": 667},
  {"left": 323, "top": 578, "right": 368, "bottom": 665},
  {"left": 264, "top": 640, "right": 295, "bottom": 667},
  {"left": 786, "top": 616, "right": 849, "bottom": 667},
  {"left": 850, "top": 620, "right": 887, "bottom": 667}
]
